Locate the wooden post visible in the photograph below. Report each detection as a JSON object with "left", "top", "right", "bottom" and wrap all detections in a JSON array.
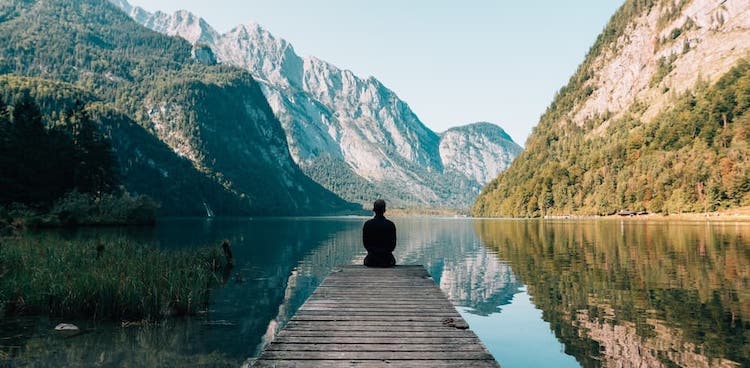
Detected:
[{"left": 221, "top": 239, "right": 234, "bottom": 266}]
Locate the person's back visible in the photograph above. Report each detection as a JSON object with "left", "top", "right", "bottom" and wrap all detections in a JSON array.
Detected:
[{"left": 362, "top": 199, "right": 396, "bottom": 267}]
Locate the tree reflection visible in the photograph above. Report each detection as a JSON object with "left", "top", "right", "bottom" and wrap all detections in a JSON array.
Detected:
[{"left": 476, "top": 220, "right": 750, "bottom": 368}]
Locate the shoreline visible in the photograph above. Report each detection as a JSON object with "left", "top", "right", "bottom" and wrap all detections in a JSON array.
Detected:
[{"left": 541, "top": 206, "right": 750, "bottom": 222}]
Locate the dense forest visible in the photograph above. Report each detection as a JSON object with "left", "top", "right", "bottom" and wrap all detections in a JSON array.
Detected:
[
  {"left": 0, "top": 95, "right": 115, "bottom": 205},
  {"left": 0, "top": 89, "right": 157, "bottom": 226},
  {"left": 0, "top": 0, "right": 357, "bottom": 216},
  {"left": 473, "top": 0, "right": 750, "bottom": 217}
]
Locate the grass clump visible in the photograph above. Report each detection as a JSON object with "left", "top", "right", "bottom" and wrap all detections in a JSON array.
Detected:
[{"left": 0, "top": 235, "right": 221, "bottom": 320}]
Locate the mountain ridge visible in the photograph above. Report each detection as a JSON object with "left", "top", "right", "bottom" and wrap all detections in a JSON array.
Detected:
[{"left": 111, "top": 0, "right": 522, "bottom": 209}]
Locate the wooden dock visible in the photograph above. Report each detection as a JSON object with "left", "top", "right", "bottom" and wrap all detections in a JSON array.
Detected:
[{"left": 252, "top": 265, "right": 500, "bottom": 367}]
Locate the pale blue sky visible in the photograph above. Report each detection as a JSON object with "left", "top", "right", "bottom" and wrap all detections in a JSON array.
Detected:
[{"left": 128, "top": 0, "right": 623, "bottom": 145}]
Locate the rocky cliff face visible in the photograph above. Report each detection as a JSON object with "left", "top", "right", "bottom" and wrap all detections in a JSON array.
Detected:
[
  {"left": 440, "top": 123, "right": 522, "bottom": 185},
  {"left": 572, "top": 0, "right": 750, "bottom": 131},
  {"left": 113, "top": 0, "right": 219, "bottom": 46},
  {"left": 111, "top": 0, "right": 522, "bottom": 209},
  {"left": 474, "top": 0, "right": 750, "bottom": 217}
]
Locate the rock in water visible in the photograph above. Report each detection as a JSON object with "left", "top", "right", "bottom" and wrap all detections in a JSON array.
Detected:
[{"left": 54, "top": 323, "right": 79, "bottom": 331}]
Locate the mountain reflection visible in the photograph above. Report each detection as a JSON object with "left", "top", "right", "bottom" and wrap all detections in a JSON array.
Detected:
[
  {"left": 15, "top": 218, "right": 745, "bottom": 367},
  {"left": 262, "top": 217, "right": 524, "bottom": 352},
  {"left": 476, "top": 219, "right": 750, "bottom": 368}
]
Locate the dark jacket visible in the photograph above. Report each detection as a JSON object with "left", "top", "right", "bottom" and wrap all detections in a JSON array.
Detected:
[{"left": 362, "top": 214, "right": 396, "bottom": 267}]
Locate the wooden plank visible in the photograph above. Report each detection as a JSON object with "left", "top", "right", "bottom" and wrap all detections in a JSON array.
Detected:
[
  {"left": 299, "top": 304, "right": 454, "bottom": 309},
  {"left": 301, "top": 301, "right": 455, "bottom": 307},
  {"left": 272, "top": 336, "right": 482, "bottom": 345},
  {"left": 253, "top": 360, "right": 500, "bottom": 368},
  {"left": 258, "top": 351, "right": 495, "bottom": 360},
  {"left": 297, "top": 309, "right": 457, "bottom": 314},
  {"left": 266, "top": 343, "right": 486, "bottom": 352},
  {"left": 277, "top": 330, "right": 476, "bottom": 338},
  {"left": 251, "top": 265, "right": 500, "bottom": 368},
  {"left": 294, "top": 311, "right": 461, "bottom": 317},
  {"left": 291, "top": 316, "right": 463, "bottom": 321},
  {"left": 301, "top": 305, "right": 456, "bottom": 310},
  {"left": 285, "top": 321, "right": 462, "bottom": 329},
  {"left": 302, "top": 297, "right": 451, "bottom": 302},
  {"left": 310, "top": 293, "right": 445, "bottom": 297}
]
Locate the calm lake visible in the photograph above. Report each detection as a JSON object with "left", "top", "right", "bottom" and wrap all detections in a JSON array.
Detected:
[{"left": 2, "top": 217, "right": 748, "bottom": 367}]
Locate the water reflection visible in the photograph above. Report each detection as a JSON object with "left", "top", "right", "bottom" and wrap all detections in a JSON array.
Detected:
[
  {"left": 254, "top": 217, "right": 523, "bottom": 361},
  {"left": 5, "top": 218, "right": 746, "bottom": 368},
  {"left": 393, "top": 218, "right": 522, "bottom": 315},
  {"left": 1, "top": 217, "right": 523, "bottom": 367},
  {"left": 477, "top": 219, "right": 750, "bottom": 368}
]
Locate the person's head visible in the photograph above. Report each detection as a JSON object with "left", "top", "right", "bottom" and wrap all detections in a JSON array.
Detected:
[{"left": 373, "top": 199, "right": 386, "bottom": 215}]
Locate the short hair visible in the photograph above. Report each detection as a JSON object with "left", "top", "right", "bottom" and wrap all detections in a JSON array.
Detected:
[{"left": 373, "top": 199, "right": 386, "bottom": 214}]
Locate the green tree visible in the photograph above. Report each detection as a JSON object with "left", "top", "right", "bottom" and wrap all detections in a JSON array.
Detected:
[
  {"left": 62, "top": 100, "right": 117, "bottom": 194},
  {"left": 6, "top": 94, "right": 55, "bottom": 205},
  {"left": 0, "top": 99, "right": 12, "bottom": 202}
]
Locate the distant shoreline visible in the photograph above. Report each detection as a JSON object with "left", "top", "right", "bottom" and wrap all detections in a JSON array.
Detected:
[{"left": 541, "top": 206, "right": 750, "bottom": 222}]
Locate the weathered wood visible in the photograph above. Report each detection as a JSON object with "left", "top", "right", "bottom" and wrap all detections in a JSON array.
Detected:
[
  {"left": 296, "top": 305, "right": 456, "bottom": 311},
  {"left": 302, "top": 297, "right": 454, "bottom": 309},
  {"left": 251, "top": 265, "right": 500, "bottom": 367},
  {"left": 294, "top": 311, "right": 461, "bottom": 317},
  {"left": 259, "top": 351, "right": 495, "bottom": 360},
  {"left": 253, "top": 360, "right": 501, "bottom": 368},
  {"left": 266, "top": 343, "right": 487, "bottom": 352},
  {"left": 285, "top": 321, "right": 462, "bottom": 329},
  {"left": 272, "top": 336, "right": 482, "bottom": 344},
  {"left": 292, "top": 314, "right": 464, "bottom": 322},
  {"left": 278, "top": 330, "right": 477, "bottom": 338}
]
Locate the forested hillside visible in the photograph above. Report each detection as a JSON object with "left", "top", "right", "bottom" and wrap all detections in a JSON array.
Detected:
[
  {"left": 0, "top": 76, "right": 251, "bottom": 216},
  {"left": 0, "top": 0, "right": 356, "bottom": 215},
  {"left": 474, "top": 0, "right": 750, "bottom": 217},
  {"left": 0, "top": 90, "right": 115, "bottom": 206}
]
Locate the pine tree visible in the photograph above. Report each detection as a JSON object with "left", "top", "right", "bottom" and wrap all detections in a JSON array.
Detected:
[
  {"left": 0, "top": 99, "right": 12, "bottom": 204},
  {"left": 63, "top": 100, "right": 117, "bottom": 195},
  {"left": 7, "top": 94, "right": 52, "bottom": 205},
  {"left": 12, "top": 94, "right": 45, "bottom": 140}
]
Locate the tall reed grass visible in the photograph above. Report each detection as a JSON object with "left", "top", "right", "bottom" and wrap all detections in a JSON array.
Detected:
[{"left": 0, "top": 235, "right": 221, "bottom": 320}]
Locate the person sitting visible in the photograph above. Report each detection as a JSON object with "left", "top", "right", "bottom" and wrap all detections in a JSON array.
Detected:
[{"left": 362, "top": 199, "right": 397, "bottom": 267}]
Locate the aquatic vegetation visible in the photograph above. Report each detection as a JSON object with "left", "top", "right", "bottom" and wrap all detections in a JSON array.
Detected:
[{"left": 0, "top": 235, "right": 222, "bottom": 320}]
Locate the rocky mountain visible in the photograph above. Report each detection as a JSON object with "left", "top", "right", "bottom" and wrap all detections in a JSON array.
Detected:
[
  {"left": 474, "top": 0, "right": 750, "bottom": 217},
  {"left": 111, "top": 0, "right": 522, "bottom": 209},
  {"left": 0, "top": 0, "right": 356, "bottom": 216},
  {"left": 440, "top": 122, "right": 522, "bottom": 186}
]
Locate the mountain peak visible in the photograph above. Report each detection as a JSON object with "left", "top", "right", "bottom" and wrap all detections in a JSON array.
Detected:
[
  {"left": 444, "top": 122, "right": 515, "bottom": 144},
  {"left": 220, "top": 22, "right": 302, "bottom": 89},
  {"left": 109, "top": 0, "right": 132, "bottom": 13},
  {"left": 439, "top": 122, "right": 522, "bottom": 186},
  {"left": 110, "top": 0, "right": 218, "bottom": 46},
  {"left": 115, "top": 1, "right": 522, "bottom": 209}
]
